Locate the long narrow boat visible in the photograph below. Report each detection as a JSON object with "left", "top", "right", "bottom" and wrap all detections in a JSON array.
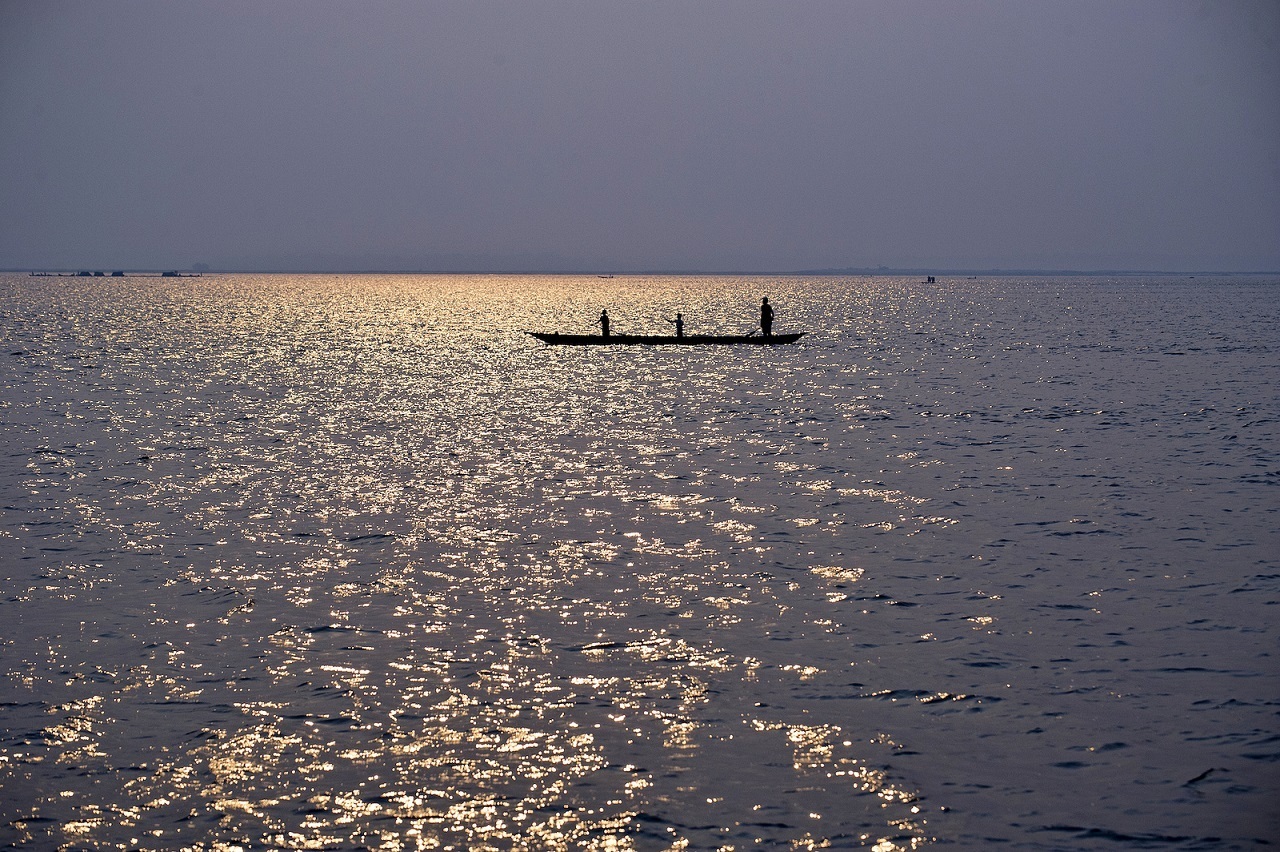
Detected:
[{"left": 527, "top": 331, "right": 805, "bottom": 346}]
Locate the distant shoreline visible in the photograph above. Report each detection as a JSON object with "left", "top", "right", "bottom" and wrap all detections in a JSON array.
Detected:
[
  {"left": 5, "top": 267, "right": 1279, "bottom": 277},
  {"left": 791, "top": 267, "right": 1280, "bottom": 277}
]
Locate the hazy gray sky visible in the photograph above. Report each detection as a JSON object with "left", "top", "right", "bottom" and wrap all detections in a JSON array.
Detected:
[{"left": 2, "top": 1, "right": 1277, "bottom": 272}]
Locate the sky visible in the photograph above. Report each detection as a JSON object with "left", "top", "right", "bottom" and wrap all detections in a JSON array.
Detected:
[{"left": 2, "top": 1, "right": 1278, "bottom": 273}]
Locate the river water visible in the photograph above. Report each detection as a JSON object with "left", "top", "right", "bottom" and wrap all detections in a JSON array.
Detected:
[{"left": 1, "top": 273, "right": 1276, "bottom": 849}]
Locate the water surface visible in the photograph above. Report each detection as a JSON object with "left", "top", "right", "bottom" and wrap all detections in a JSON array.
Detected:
[{"left": 1, "top": 273, "right": 1277, "bottom": 849}]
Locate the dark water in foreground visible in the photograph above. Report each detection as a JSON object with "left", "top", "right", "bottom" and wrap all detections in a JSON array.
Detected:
[{"left": 1, "top": 273, "right": 1277, "bottom": 850}]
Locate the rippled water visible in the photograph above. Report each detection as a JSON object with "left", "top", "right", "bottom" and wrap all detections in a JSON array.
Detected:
[{"left": 1, "top": 273, "right": 1277, "bottom": 849}]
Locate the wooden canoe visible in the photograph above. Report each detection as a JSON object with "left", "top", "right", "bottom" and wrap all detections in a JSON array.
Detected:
[{"left": 527, "top": 332, "right": 805, "bottom": 346}]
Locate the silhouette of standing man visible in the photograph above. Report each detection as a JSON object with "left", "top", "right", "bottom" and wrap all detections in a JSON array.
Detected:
[
  {"left": 667, "top": 311, "right": 684, "bottom": 338},
  {"left": 599, "top": 309, "right": 611, "bottom": 337},
  {"left": 760, "top": 297, "right": 774, "bottom": 338}
]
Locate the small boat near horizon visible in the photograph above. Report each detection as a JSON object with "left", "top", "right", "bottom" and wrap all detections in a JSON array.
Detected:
[{"left": 527, "top": 331, "right": 806, "bottom": 346}]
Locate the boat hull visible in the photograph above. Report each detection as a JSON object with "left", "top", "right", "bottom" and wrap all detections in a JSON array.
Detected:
[{"left": 528, "top": 332, "right": 805, "bottom": 346}]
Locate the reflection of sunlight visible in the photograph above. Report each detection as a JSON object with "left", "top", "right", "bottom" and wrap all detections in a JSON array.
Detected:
[
  {"left": 4, "top": 274, "right": 932, "bottom": 850},
  {"left": 811, "top": 565, "right": 865, "bottom": 584}
]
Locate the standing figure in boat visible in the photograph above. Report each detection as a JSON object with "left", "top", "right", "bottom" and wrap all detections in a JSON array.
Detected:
[
  {"left": 667, "top": 312, "right": 684, "bottom": 338},
  {"left": 599, "top": 309, "right": 610, "bottom": 337},
  {"left": 760, "top": 297, "right": 774, "bottom": 338}
]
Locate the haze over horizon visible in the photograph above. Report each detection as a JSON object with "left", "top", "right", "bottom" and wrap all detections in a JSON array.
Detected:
[{"left": 2, "top": 1, "right": 1278, "bottom": 274}]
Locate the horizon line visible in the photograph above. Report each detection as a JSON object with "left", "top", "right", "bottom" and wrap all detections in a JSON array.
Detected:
[{"left": 6, "top": 266, "right": 1280, "bottom": 277}]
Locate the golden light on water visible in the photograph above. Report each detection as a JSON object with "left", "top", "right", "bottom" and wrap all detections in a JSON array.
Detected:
[
  {"left": 0, "top": 274, "right": 940, "bottom": 849},
  {"left": 5, "top": 273, "right": 1276, "bottom": 848}
]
